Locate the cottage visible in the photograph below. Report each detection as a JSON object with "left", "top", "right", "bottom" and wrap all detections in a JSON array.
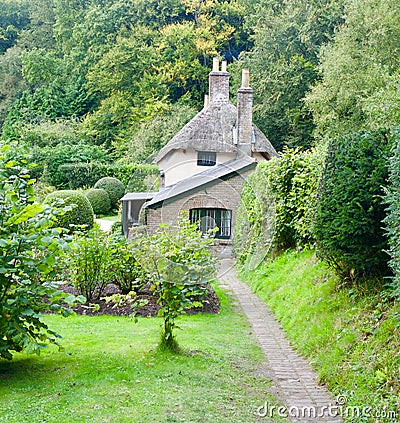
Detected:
[{"left": 122, "top": 57, "right": 277, "bottom": 241}]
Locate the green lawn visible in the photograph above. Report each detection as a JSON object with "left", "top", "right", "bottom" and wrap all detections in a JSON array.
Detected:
[
  {"left": 0, "top": 286, "right": 285, "bottom": 423},
  {"left": 99, "top": 214, "right": 119, "bottom": 221}
]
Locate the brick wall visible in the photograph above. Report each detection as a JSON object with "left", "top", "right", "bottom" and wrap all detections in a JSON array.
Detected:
[{"left": 145, "top": 169, "right": 253, "bottom": 238}]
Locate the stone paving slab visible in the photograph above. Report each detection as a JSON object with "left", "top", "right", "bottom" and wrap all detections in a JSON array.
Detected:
[{"left": 218, "top": 259, "right": 344, "bottom": 423}]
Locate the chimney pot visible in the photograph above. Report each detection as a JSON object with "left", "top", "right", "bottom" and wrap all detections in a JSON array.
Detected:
[
  {"left": 204, "top": 94, "right": 209, "bottom": 108},
  {"left": 241, "top": 68, "right": 250, "bottom": 88},
  {"left": 221, "top": 60, "right": 227, "bottom": 72},
  {"left": 212, "top": 57, "right": 219, "bottom": 72}
]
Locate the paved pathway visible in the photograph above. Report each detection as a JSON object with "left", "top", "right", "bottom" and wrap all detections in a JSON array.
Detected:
[
  {"left": 218, "top": 259, "right": 344, "bottom": 423},
  {"left": 96, "top": 218, "right": 115, "bottom": 231}
]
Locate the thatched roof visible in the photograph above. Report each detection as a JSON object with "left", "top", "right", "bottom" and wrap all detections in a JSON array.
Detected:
[
  {"left": 146, "top": 156, "right": 257, "bottom": 209},
  {"left": 154, "top": 97, "right": 277, "bottom": 163}
]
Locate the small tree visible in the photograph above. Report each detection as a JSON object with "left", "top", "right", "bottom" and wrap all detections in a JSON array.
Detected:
[
  {"left": 0, "top": 142, "right": 84, "bottom": 360},
  {"left": 137, "top": 213, "right": 217, "bottom": 352}
]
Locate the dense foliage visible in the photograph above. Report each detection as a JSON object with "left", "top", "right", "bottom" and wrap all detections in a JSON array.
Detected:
[
  {"left": 314, "top": 130, "right": 391, "bottom": 280},
  {"left": 306, "top": 0, "right": 400, "bottom": 140},
  {"left": 237, "top": 0, "right": 344, "bottom": 149},
  {"left": 0, "top": 0, "right": 250, "bottom": 162},
  {"left": 85, "top": 188, "right": 111, "bottom": 216},
  {"left": 44, "top": 190, "right": 94, "bottom": 232},
  {"left": 0, "top": 142, "right": 83, "bottom": 360},
  {"left": 234, "top": 147, "right": 324, "bottom": 267},
  {"left": 32, "top": 142, "right": 110, "bottom": 188},
  {"left": 384, "top": 129, "right": 400, "bottom": 293}
]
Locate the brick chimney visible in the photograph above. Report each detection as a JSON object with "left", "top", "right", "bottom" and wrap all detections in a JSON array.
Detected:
[
  {"left": 236, "top": 68, "right": 253, "bottom": 156},
  {"left": 209, "top": 57, "right": 230, "bottom": 103}
]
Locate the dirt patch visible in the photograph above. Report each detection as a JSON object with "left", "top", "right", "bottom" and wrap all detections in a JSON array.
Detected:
[{"left": 62, "top": 283, "right": 220, "bottom": 317}]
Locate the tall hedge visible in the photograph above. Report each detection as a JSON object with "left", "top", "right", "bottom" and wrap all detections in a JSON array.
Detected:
[
  {"left": 314, "top": 130, "right": 391, "bottom": 280},
  {"left": 56, "top": 162, "right": 158, "bottom": 191},
  {"left": 384, "top": 128, "right": 400, "bottom": 293}
]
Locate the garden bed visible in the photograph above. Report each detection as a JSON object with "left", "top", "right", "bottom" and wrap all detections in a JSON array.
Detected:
[{"left": 61, "top": 283, "right": 220, "bottom": 317}]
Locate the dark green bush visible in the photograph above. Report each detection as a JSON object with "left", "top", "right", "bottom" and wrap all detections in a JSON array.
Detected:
[
  {"left": 85, "top": 188, "right": 111, "bottom": 216},
  {"left": 314, "top": 129, "right": 391, "bottom": 280},
  {"left": 383, "top": 128, "right": 400, "bottom": 293},
  {"left": 45, "top": 190, "right": 94, "bottom": 232},
  {"left": 94, "top": 177, "right": 125, "bottom": 208}
]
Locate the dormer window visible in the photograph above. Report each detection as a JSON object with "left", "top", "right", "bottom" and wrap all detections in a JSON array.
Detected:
[{"left": 197, "top": 151, "right": 216, "bottom": 166}]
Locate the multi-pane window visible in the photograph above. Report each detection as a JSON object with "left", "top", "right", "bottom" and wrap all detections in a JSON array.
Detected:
[
  {"left": 190, "top": 208, "right": 232, "bottom": 239},
  {"left": 197, "top": 151, "right": 216, "bottom": 166}
]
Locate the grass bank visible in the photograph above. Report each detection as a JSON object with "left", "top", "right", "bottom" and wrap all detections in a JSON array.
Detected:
[
  {"left": 0, "top": 286, "right": 286, "bottom": 423},
  {"left": 240, "top": 249, "right": 400, "bottom": 423}
]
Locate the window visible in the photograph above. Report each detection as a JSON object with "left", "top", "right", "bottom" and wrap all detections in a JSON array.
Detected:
[
  {"left": 197, "top": 151, "right": 216, "bottom": 166},
  {"left": 190, "top": 208, "right": 232, "bottom": 239}
]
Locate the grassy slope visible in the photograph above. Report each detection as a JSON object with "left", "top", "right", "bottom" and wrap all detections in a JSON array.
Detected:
[
  {"left": 0, "top": 286, "right": 287, "bottom": 423},
  {"left": 241, "top": 249, "right": 400, "bottom": 422}
]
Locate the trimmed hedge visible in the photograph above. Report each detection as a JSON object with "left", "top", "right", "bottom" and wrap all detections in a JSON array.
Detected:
[
  {"left": 34, "top": 143, "right": 109, "bottom": 188},
  {"left": 85, "top": 188, "right": 111, "bottom": 216},
  {"left": 314, "top": 129, "right": 391, "bottom": 280},
  {"left": 384, "top": 128, "right": 400, "bottom": 293},
  {"left": 56, "top": 162, "right": 158, "bottom": 191},
  {"left": 94, "top": 177, "right": 125, "bottom": 208},
  {"left": 55, "top": 162, "right": 105, "bottom": 189},
  {"left": 44, "top": 190, "right": 94, "bottom": 232}
]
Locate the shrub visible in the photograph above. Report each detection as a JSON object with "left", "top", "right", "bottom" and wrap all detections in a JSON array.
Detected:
[
  {"left": 94, "top": 176, "right": 125, "bottom": 209},
  {"left": 66, "top": 227, "right": 112, "bottom": 301},
  {"left": 44, "top": 190, "right": 94, "bottom": 232},
  {"left": 85, "top": 188, "right": 111, "bottom": 216},
  {"left": 314, "top": 129, "right": 391, "bottom": 280},
  {"left": 383, "top": 128, "right": 400, "bottom": 294},
  {"left": 108, "top": 233, "right": 147, "bottom": 295},
  {"left": 0, "top": 142, "right": 84, "bottom": 360}
]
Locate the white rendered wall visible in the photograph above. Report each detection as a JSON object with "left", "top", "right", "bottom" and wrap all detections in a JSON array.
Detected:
[{"left": 158, "top": 149, "right": 236, "bottom": 187}]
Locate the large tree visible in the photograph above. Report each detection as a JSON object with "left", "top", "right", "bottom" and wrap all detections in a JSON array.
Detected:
[
  {"left": 306, "top": 0, "right": 400, "bottom": 140},
  {"left": 237, "top": 0, "right": 344, "bottom": 150}
]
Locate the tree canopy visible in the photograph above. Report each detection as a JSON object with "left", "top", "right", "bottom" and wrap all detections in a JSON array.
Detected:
[{"left": 0, "top": 0, "right": 399, "bottom": 160}]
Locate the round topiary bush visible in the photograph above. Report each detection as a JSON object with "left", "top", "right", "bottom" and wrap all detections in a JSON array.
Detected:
[
  {"left": 85, "top": 188, "right": 111, "bottom": 216},
  {"left": 94, "top": 177, "right": 125, "bottom": 208},
  {"left": 45, "top": 190, "right": 94, "bottom": 232}
]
